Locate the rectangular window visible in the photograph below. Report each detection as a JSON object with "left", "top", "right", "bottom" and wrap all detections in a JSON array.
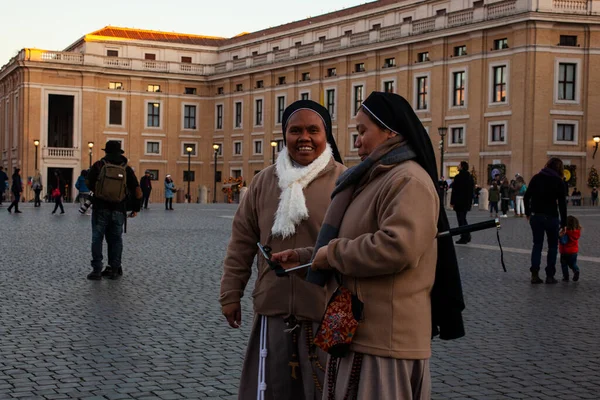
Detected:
[
  {"left": 417, "top": 52, "right": 430, "bottom": 63},
  {"left": 109, "top": 82, "right": 122, "bottom": 90},
  {"left": 181, "top": 56, "right": 192, "bottom": 63},
  {"left": 235, "top": 102, "right": 242, "bottom": 128},
  {"left": 451, "top": 127, "right": 464, "bottom": 145},
  {"left": 453, "top": 71, "right": 466, "bottom": 107},
  {"left": 559, "top": 35, "right": 577, "bottom": 47},
  {"left": 109, "top": 100, "right": 123, "bottom": 125},
  {"left": 494, "top": 38, "right": 508, "bottom": 50},
  {"left": 254, "top": 140, "right": 263, "bottom": 155},
  {"left": 276, "top": 139, "right": 284, "bottom": 152},
  {"left": 344, "top": 30, "right": 353, "bottom": 36},
  {"left": 232, "top": 55, "right": 239, "bottom": 60},
  {"left": 353, "top": 85, "right": 363, "bottom": 116},
  {"left": 384, "top": 57, "right": 395, "bottom": 68},
  {"left": 302, "top": 72, "right": 310, "bottom": 81},
  {"left": 183, "top": 171, "right": 195, "bottom": 182},
  {"left": 147, "top": 169, "right": 159, "bottom": 180},
  {"left": 255, "top": 99, "right": 263, "bottom": 126},
  {"left": 144, "top": 53, "right": 156, "bottom": 60},
  {"left": 491, "top": 124, "right": 505, "bottom": 142},
  {"left": 147, "top": 103, "right": 160, "bottom": 127},
  {"left": 236, "top": 84, "right": 243, "bottom": 92},
  {"left": 184, "top": 105, "right": 197, "bottom": 129},
  {"left": 256, "top": 80, "right": 264, "bottom": 88},
  {"left": 232, "top": 169, "right": 242, "bottom": 179},
  {"left": 492, "top": 66, "right": 507, "bottom": 103},
  {"left": 184, "top": 87, "right": 197, "bottom": 95},
  {"left": 558, "top": 63, "right": 576, "bottom": 101},
  {"left": 326, "top": 90, "right": 335, "bottom": 119},
  {"left": 557, "top": 124, "right": 575, "bottom": 142},
  {"left": 417, "top": 77, "right": 428, "bottom": 110},
  {"left": 327, "top": 68, "right": 337, "bottom": 77},
  {"left": 183, "top": 143, "right": 197, "bottom": 156},
  {"left": 301, "top": 92, "right": 309, "bottom": 100},
  {"left": 278, "top": 76, "right": 286, "bottom": 85},
  {"left": 252, "top": 51, "right": 258, "bottom": 56},
  {"left": 454, "top": 45, "right": 467, "bottom": 57},
  {"left": 217, "top": 87, "right": 224, "bottom": 95},
  {"left": 384, "top": 81, "right": 395, "bottom": 93},
  {"left": 372, "top": 23, "right": 381, "bottom": 30},
  {"left": 106, "top": 49, "right": 119, "bottom": 57},
  {"left": 216, "top": 104, "right": 223, "bottom": 129},
  {"left": 355, "top": 63, "right": 365, "bottom": 73},
  {"left": 147, "top": 84, "right": 161, "bottom": 92},
  {"left": 234, "top": 142, "right": 242, "bottom": 155},
  {"left": 272, "top": 46, "right": 279, "bottom": 52},
  {"left": 277, "top": 96, "right": 285, "bottom": 124},
  {"left": 146, "top": 141, "right": 160, "bottom": 154}
]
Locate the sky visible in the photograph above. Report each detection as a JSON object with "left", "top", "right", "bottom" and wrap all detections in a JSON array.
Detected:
[{"left": 0, "top": 0, "right": 368, "bottom": 66}]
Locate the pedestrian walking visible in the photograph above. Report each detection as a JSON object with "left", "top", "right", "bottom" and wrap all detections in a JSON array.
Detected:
[
  {"left": 7, "top": 168, "right": 23, "bottom": 213},
  {"left": 438, "top": 176, "right": 448, "bottom": 206},
  {"left": 0, "top": 166, "right": 9, "bottom": 206},
  {"left": 515, "top": 176, "right": 527, "bottom": 217},
  {"left": 85, "top": 140, "right": 142, "bottom": 280},
  {"left": 272, "top": 92, "right": 464, "bottom": 400},
  {"left": 75, "top": 170, "right": 91, "bottom": 215},
  {"left": 559, "top": 215, "right": 581, "bottom": 282},
  {"left": 164, "top": 175, "right": 175, "bottom": 210},
  {"left": 51, "top": 171, "right": 65, "bottom": 214},
  {"left": 500, "top": 177, "right": 510, "bottom": 218},
  {"left": 591, "top": 187, "right": 598, "bottom": 206},
  {"left": 451, "top": 160, "right": 475, "bottom": 244},
  {"left": 524, "top": 157, "right": 567, "bottom": 284},
  {"left": 473, "top": 185, "right": 481, "bottom": 207},
  {"left": 488, "top": 182, "right": 500, "bottom": 218},
  {"left": 139, "top": 170, "right": 152, "bottom": 210},
  {"left": 32, "top": 170, "right": 43, "bottom": 207},
  {"left": 219, "top": 100, "right": 345, "bottom": 400}
]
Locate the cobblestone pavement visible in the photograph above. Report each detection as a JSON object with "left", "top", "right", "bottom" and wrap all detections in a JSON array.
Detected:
[{"left": 0, "top": 202, "right": 598, "bottom": 399}]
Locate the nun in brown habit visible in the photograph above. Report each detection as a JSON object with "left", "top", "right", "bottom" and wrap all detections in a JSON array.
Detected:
[
  {"left": 219, "top": 100, "right": 345, "bottom": 400},
  {"left": 273, "top": 92, "right": 465, "bottom": 400}
]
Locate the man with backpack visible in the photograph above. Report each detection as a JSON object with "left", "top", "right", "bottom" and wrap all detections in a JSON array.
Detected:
[{"left": 85, "top": 140, "right": 142, "bottom": 280}]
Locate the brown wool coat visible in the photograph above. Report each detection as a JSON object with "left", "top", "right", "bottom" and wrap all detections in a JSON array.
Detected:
[
  {"left": 219, "top": 158, "right": 346, "bottom": 321},
  {"left": 317, "top": 160, "right": 439, "bottom": 360}
]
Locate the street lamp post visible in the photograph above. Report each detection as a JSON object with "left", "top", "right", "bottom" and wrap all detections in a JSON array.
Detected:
[
  {"left": 270, "top": 140, "right": 277, "bottom": 164},
  {"left": 33, "top": 140, "right": 40, "bottom": 171},
  {"left": 186, "top": 146, "right": 193, "bottom": 203},
  {"left": 437, "top": 127, "right": 447, "bottom": 179},
  {"left": 212, "top": 144, "right": 220, "bottom": 203},
  {"left": 88, "top": 142, "right": 94, "bottom": 168}
]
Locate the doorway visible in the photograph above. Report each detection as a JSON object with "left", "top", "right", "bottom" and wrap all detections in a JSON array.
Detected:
[
  {"left": 47, "top": 167, "right": 73, "bottom": 202},
  {"left": 47, "top": 95, "right": 74, "bottom": 148}
]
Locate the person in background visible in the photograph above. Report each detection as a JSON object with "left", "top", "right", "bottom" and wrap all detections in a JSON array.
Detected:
[
  {"left": 7, "top": 168, "right": 23, "bottom": 214},
  {"left": 164, "top": 175, "right": 175, "bottom": 210},
  {"left": 559, "top": 215, "right": 581, "bottom": 282},
  {"left": 451, "top": 161, "right": 475, "bottom": 244},
  {"left": 524, "top": 157, "right": 567, "bottom": 284},
  {"left": 0, "top": 166, "right": 9, "bottom": 206},
  {"left": 51, "top": 170, "right": 65, "bottom": 214},
  {"left": 139, "top": 170, "right": 153, "bottom": 210},
  {"left": 473, "top": 185, "right": 481, "bottom": 207},
  {"left": 488, "top": 181, "right": 500, "bottom": 218},
  {"left": 438, "top": 176, "right": 449, "bottom": 206},
  {"left": 32, "top": 170, "right": 43, "bottom": 207},
  {"left": 591, "top": 187, "right": 598, "bottom": 206},
  {"left": 500, "top": 177, "right": 510, "bottom": 218},
  {"left": 75, "top": 170, "right": 91, "bottom": 215},
  {"left": 515, "top": 176, "right": 527, "bottom": 217}
]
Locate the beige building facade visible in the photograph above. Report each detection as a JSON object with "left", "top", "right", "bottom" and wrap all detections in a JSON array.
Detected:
[{"left": 2, "top": 0, "right": 600, "bottom": 203}]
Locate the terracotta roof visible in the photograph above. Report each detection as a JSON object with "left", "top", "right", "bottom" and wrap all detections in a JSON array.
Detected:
[
  {"left": 87, "top": 26, "right": 227, "bottom": 46},
  {"left": 222, "top": 0, "right": 399, "bottom": 45}
]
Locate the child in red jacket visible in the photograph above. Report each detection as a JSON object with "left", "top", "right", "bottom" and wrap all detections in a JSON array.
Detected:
[{"left": 559, "top": 215, "right": 581, "bottom": 282}]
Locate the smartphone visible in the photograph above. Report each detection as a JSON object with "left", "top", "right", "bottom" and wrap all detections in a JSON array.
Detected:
[{"left": 256, "top": 243, "right": 286, "bottom": 277}]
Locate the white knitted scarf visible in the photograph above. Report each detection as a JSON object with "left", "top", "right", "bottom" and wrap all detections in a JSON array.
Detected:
[{"left": 271, "top": 144, "right": 333, "bottom": 238}]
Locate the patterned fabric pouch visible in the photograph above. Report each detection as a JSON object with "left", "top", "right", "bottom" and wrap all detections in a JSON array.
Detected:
[{"left": 314, "top": 283, "right": 364, "bottom": 358}]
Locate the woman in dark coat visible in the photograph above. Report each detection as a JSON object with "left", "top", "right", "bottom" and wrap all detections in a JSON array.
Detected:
[
  {"left": 7, "top": 168, "right": 23, "bottom": 213},
  {"left": 51, "top": 170, "right": 65, "bottom": 214}
]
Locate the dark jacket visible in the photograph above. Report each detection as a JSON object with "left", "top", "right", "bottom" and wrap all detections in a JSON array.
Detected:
[
  {"left": 139, "top": 175, "right": 152, "bottom": 192},
  {"left": 450, "top": 169, "right": 474, "bottom": 212},
  {"left": 500, "top": 183, "right": 510, "bottom": 199},
  {"left": 11, "top": 174, "right": 22, "bottom": 194},
  {"left": 51, "top": 175, "right": 66, "bottom": 196},
  {"left": 0, "top": 170, "right": 8, "bottom": 189},
  {"left": 524, "top": 168, "right": 567, "bottom": 227},
  {"left": 86, "top": 154, "right": 141, "bottom": 212}
]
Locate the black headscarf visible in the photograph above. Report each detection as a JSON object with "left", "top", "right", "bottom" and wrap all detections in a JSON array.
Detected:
[
  {"left": 281, "top": 100, "right": 343, "bottom": 164},
  {"left": 361, "top": 92, "right": 465, "bottom": 341}
]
